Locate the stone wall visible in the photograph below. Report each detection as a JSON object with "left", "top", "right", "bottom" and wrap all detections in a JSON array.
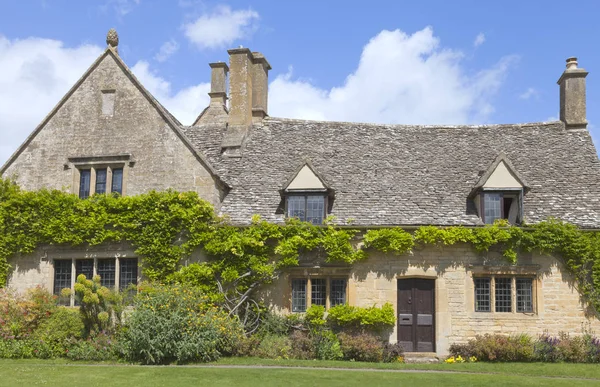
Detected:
[
  {"left": 2, "top": 52, "right": 222, "bottom": 207},
  {"left": 260, "top": 244, "right": 600, "bottom": 357}
]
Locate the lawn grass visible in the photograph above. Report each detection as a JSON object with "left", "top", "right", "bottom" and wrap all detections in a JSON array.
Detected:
[
  {"left": 1, "top": 359, "right": 599, "bottom": 387},
  {"left": 212, "top": 357, "right": 600, "bottom": 379}
]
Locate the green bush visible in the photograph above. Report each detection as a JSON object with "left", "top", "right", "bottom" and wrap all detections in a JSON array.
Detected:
[
  {"left": 534, "top": 332, "right": 600, "bottom": 363},
  {"left": 69, "top": 274, "right": 123, "bottom": 335},
  {"left": 121, "top": 283, "right": 244, "bottom": 364},
  {"left": 256, "top": 311, "right": 295, "bottom": 337},
  {"left": 327, "top": 303, "right": 395, "bottom": 333},
  {"left": 305, "top": 305, "right": 326, "bottom": 327},
  {"left": 382, "top": 342, "right": 404, "bottom": 363},
  {"left": 253, "top": 334, "right": 292, "bottom": 359},
  {"left": 313, "top": 329, "right": 343, "bottom": 360},
  {"left": 65, "top": 332, "right": 118, "bottom": 361},
  {"left": 33, "top": 307, "right": 84, "bottom": 344},
  {"left": 337, "top": 332, "right": 384, "bottom": 362}
]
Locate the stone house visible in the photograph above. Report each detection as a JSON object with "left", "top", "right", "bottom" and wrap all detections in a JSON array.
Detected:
[{"left": 2, "top": 30, "right": 600, "bottom": 357}]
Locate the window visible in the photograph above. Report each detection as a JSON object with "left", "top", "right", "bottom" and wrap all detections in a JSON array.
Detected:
[
  {"left": 286, "top": 195, "right": 326, "bottom": 224},
  {"left": 516, "top": 278, "right": 533, "bottom": 313},
  {"left": 291, "top": 277, "right": 347, "bottom": 312},
  {"left": 474, "top": 278, "right": 491, "bottom": 312},
  {"left": 480, "top": 191, "right": 522, "bottom": 225},
  {"left": 76, "top": 165, "right": 125, "bottom": 198},
  {"left": 474, "top": 276, "right": 535, "bottom": 314},
  {"left": 53, "top": 257, "right": 138, "bottom": 306}
]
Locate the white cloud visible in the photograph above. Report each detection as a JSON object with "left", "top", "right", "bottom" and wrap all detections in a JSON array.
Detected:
[
  {"left": 183, "top": 5, "right": 259, "bottom": 50},
  {"left": 474, "top": 32, "right": 486, "bottom": 47},
  {"left": 269, "top": 27, "right": 516, "bottom": 125},
  {"left": 0, "top": 36, "right": 102, "bottom": 166},
  {"left": 519, "top": 87, "right": 539, "bottom": 100},
  {"left": 101, "top": 0, "right": 141, "bottom": 17},
  {"left": 155, "top": 39, "right": 179, "bottom": 62},
  {"left": 131, "top": 61, "right": 209, "bottom": 125}
]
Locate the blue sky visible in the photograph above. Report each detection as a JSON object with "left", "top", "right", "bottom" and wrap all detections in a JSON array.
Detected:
[{"left": 1, "top": 0, "right": 599, "bottom": 164}]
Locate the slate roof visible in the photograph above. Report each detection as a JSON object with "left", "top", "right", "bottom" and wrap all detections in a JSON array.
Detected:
[{"left": 183, "top": 118, "right": 600, "bottom": 228}]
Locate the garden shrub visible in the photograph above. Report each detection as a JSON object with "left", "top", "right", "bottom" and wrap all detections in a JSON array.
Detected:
[
  {"left": 289, "top": 330, "right": 315, "bottom": 360},
  {"left": 65, "top": 332, "right": 118, "bottom": 361},
  {"left": 120, "top": 283, "right": 244, "bottom": 364},
  {"left": 534, "top": 332, "right": 600, "bottom": 363},
  {"left": 256, "top": 311, "right": 295, "bottom": 337},
  {"left": 253, "top": 334, "right": 292, "bottom": 359},
  {"left": 313, "top": 329, "right": 343, "bottom": 360},
  {"left": 69, "top": 274, "right": 123, "bottom": 335},
  {"left": 450, "top": 334, "right": 535, "bottom": 362},
  {"left": 32, "top": 307, "right": 84, "bottom": 353},
  {"left": 382, "top": 342, "right": 404, "bottom": 363},
  {"left": 327, "top": 303, "right": 395, "bottom": 333},
  {"left": 0, "top": 287, "right": 56, "bottom": 340},
  {"left": 305, "top": 305, "right": 326, "bottom": 327},
  {"left": 337, "top": 332, "right": 384, "bottom": 362}
]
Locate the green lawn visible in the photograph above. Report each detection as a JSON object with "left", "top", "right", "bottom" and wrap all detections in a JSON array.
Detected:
[{"left": 1, "top": 359, "right": 599, "bottom": 387}]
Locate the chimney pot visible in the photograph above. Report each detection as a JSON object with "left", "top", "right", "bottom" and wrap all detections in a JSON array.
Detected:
[{"left": 566, "top": 57, "right": 578, "bottom": 69}]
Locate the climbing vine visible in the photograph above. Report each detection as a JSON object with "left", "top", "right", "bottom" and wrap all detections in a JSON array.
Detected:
[{"left": 1, "top": 177, "right": 600, "bottom": 314}]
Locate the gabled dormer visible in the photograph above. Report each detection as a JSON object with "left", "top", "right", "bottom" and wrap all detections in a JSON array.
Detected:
[
  {"left": 281, "top": 162, "right": 334, "bottom": 225},
  {"left": 471, "top": 153, "right": 528, "bottom": 225}
]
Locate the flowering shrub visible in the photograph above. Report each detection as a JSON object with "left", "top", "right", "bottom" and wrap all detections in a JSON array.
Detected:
[
  {"left": 120, "top": 283, "right": 244, "bottom": 364},
  {"left": 534, "top": 332, "right": 600, "bottom": 363},
  {"left": 0, "top": 287, "right": 57, "bottom": 340},
  {"left": 253, "top": 334, "right": 292, "bottom": 359}
]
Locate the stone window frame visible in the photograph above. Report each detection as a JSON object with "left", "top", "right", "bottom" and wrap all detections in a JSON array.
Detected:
[
  {"left": 289, "top": 276, "right": 348, "bottom": 313},
  {"left": 51, "top": 256, "right": 139, "bottom": 307},
  {"left": 472, "top": 274, "right": 537, "bottom": 315},
  {"left": 66, "top": 154, "right": 134, "bottom": 198}
]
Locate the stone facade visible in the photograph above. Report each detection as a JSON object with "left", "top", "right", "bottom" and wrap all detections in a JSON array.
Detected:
[
  {"left": 1, "top": 50, "right": 223, "bottom": 207},
  {"left": 260, "top": 245, "right": 600, "bottom": 357}
]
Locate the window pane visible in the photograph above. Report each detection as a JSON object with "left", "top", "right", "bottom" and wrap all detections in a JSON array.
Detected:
[
  {"left": 79, "top": 170, "right": 91, "bottom": 199},
  {"left": 292, "top": 279, "right": 307, "bottom": 312},
  {"left": 495, "top": 277, "right": 512, "bottom": 312},
  {"left": 330, "top": 279, "right": 347, "bottom": 306},
  {"left": 287, "top": 196, "right": 306, "bottom": 221},
  {"left": 474, "top": 278, "right": 491, "bottom": 312},
  {"left": 311, "top": 278, "right": 327, "bottom": 306},
  {"left": 517, "top": 278, "right": 533, "bottom": 313},
  {"left": 112, "top": 168, "right": 123, "bottom": 195},
  {"left": 53, "top": 260, "right": 72, "bottom": 305},
  {"left": 484, "top": 193, "right": 502, "bottom": 224},
  {"left": 119, "top": 258, "right": 138, "bottom": 291},
  {"left": 95, "top": 168, "right": 107, "bottom": 194},
  {"left": 306, "top": 196, "right": 325, "bottom": 225},
  {"left": 75, "top": 259, "right": 94, "bottom": 281},
  {"left": 98, "top": 259, "right": 116, "bottom": 289}
]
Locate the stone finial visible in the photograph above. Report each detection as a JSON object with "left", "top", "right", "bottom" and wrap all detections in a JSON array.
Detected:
[{"left": 106, "top": 28, "right": 119, "bottom": 48}]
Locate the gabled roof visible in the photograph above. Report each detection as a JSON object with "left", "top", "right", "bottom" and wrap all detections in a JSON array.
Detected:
[
  {"left": 0, "top": 47, "right": 228, "bottom": 190},
  {"left": 185, "top": 118, "right": 600, "bottom": 228},
  {"left": 471, "top": 152, "right": 529, "bottom": 195},
  {"left": 282, "top": 161, "right": 331, "bottom": 192}
]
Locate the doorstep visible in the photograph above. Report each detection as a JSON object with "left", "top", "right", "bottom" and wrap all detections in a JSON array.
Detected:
[{"left": 403, "top": 352, "right": 439, "bottom": 364}]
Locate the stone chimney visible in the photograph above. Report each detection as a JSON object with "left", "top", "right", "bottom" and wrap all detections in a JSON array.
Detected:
[
  {"left": 222, "top": 48, "right": 253, "bottom": 153},
  {"left": 557, "top": 57, "right": 588, "bottom": 130},
  {"left": 208, "top": 62, "right": 228, "bottom": 107},
  {"left": 251, "top": 52, "right": 271, "bottom": 123},
  {"left": 222, "top": 48, "right": 271, "bottom": 154}
]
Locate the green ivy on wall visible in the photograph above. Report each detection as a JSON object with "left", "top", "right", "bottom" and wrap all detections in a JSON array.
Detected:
[{"left": 1, "top": 178, "right": 599, "bottom": 314}]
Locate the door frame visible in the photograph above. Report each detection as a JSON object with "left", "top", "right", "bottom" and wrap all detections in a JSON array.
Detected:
[{"left": 397, "top": 277, "right": 436, "bottom": 353}]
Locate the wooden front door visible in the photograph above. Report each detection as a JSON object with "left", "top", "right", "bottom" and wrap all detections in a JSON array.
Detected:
[{"left": 397, "top": 278, "right": 435, "bottom": 352}]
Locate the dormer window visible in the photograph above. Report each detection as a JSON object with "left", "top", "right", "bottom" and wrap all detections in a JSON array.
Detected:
[
  {"left": 281, "top": 162, "right": 333, "bottom": 225},
  {"left": 287, "top": 194, "right": 326, "bottom": 224},
  {"left": 471, "top": 153, "right": 528, "bottom": 225}
]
